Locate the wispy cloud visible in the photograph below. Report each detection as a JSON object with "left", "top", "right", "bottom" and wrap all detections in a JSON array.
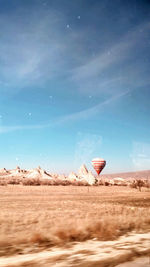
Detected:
[
  {"left": 0, "top": 124, "right": 44, "bottom": 133},
  {"left": 71, "top": 21, "right": 150, "bottom": 96},
  {"left": 74, "top": 132, "right": 102, "bottom": 169},
  {"left": 0, "top": 90, "right": 128, "bottom": 133},
  {"left": 0, "top": 9, "right": 71, "bottom": 92},
  {"left": 57, "top": 89, "right": 129, "bottom": 123},
  {"left": 130, "top": 141, "right": 150, "bottom": 171},
  {"left": 0, "top": 4, "right": 149, "bottom": 97}
]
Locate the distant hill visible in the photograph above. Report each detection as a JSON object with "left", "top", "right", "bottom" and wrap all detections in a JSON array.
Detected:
[{"left": 101, "top": 170, "right": 150, "bottom": 180}]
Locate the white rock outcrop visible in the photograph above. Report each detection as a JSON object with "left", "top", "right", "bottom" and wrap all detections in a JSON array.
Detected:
[
  {"left": 68, "top": 172, "right": 78, "bottom": 181},
  {"left": 26, "top": 168, "right": 41, "bottom": 179},
  {"left": 8, "top": 166, "right": 26, "bottom": 177},
  {"left": 85, "top": 170, "right": 97, "bottom": 185},
  {"left": 66, "top": 165, "right": 97, "bottom": 185},
  {"left": 26, "top": 167, "right": 53, "bottom": 179},
  {"left": 39, "top": 168, "right": 53, "bottom": 179},
  {"left": 0, "top": 168, "right": 8, "bottom": 174},
  {"left": 113, "top": 177, "right": 126, "bottom": 185},
  {"left": 0, "top": 165, "right": 97, "bottom": 185},
  {"left": 78, "top": 164, "right": 88, "bottom": 177},
  {"left": 78, "top": 165, "right": 97, "bottom": 185},
  {"left": 58, "top": 174, "right": 66, "bottom": 180}
]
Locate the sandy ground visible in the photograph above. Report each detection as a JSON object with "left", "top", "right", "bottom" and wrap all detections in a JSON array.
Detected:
[
  {"left": 116, "top": 257, "right": 150, "bottom": 267},
  {"left": 0, "top": 232, "right": 149, "bottom": 267}
]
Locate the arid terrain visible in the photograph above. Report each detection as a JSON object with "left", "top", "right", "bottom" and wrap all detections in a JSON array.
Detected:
[
  {"left": 0, "top": 184, "right": 150, "bottom": 266},
  {"left": 101, "top": 169, "right": 150, "bottom": 180}
]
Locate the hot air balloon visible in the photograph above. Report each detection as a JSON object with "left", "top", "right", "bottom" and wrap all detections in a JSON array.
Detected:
[{"left": 91, "top": 158, "right": 106, "bottom": 175}]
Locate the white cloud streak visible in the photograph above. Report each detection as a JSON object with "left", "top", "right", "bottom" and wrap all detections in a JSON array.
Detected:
[
  {"left": 0, "top": 8, "right": 149, "bottom": 135},
  {"left": 0, "top": 90, "right": 129, "bottom": 133},
  {"left": 71, "top": 21, "right": 150, "bottom": 96},
  {"left": 0, "top": 6, "right": 149, "bottom": 97},
  {"left": 0, "top": 9, "right": 70, "bottom": 91}
]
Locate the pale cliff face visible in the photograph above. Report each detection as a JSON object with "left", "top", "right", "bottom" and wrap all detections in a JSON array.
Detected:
[
  {"left": 0, "top": 165, "right": 97, "bottom": 185},
  {"left": 68, "top": 172, "right": 77, "bottom": 181},
  {"left": 78, "top": 165, "right": 97, "bottom": 185},
  {"left": 78, "top": 164, "right": 88, "bottom": 177}
]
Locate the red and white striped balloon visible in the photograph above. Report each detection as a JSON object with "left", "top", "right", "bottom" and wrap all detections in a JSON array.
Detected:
[{"left": 91, "top": 158, "right": 106, "bottom": 175}]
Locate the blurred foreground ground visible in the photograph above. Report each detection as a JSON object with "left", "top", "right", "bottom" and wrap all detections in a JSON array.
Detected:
[
  {"left": 116, "top": 257, "right": 150, "bottom": 267},
  {"left": 0, "top": 185, "right": 150, "bottom": 266},
  {"left": 0, "top": 232, "right": 150, "bottom": 266}
]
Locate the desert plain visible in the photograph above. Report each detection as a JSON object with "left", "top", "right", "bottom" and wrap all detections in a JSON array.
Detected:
[{"left": 0, "top": 180, "right": 150, "bottom": 267}]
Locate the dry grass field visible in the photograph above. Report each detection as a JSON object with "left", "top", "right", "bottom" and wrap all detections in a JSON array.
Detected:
[{"left": 0, "top": 184, "right": 150, "bottom": 260}]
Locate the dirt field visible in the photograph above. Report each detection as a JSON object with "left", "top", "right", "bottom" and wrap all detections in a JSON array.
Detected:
[
  {"left": 0, "top": 232, "right": 150, "bottom": 267},
  {"left": 0, "top": 185, "right": 150, "bottom": 266}
]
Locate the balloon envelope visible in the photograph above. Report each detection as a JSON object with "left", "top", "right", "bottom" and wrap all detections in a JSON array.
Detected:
[{"left": 91, "top": 158, "right": 106, "bottom": 175}]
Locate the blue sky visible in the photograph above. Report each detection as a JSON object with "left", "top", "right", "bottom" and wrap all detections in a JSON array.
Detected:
[{"left": 0, "top": 0, "right": 150, "bottom": 174}]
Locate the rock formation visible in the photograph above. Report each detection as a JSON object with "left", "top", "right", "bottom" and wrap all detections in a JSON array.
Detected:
[
  {"left": 0, "top": 168, "right": 8, "bottom": 174},
  {"left": 68, "top": 172, "right": 78, "bottom": 181},
  {"left": 67, "top": 165, "right": 97, "bottom": 185},
  {"left": 0, "top": 165, "right": 97, "bottom": 185},
  {"left": 78, "top": 165, "right": 97, "bottom": 185},
  {"left": 26, "top": 167, "right": 53, "bottom": 179},
  {"left": 78, "top": 164, "right": 88, "bottom": 176}
]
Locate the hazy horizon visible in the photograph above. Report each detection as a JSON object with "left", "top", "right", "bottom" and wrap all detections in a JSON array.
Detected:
[{"left": 0, "top": 0, "right": 150, "bottom": 174}]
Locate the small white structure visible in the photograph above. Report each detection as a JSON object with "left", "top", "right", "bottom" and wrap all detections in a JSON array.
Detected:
[
  {"left": 113, "top": 177, "right": 126, "bottom": 185},
  {"left": 109, "top": 179, "right": 114, "bottom": 185}
]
